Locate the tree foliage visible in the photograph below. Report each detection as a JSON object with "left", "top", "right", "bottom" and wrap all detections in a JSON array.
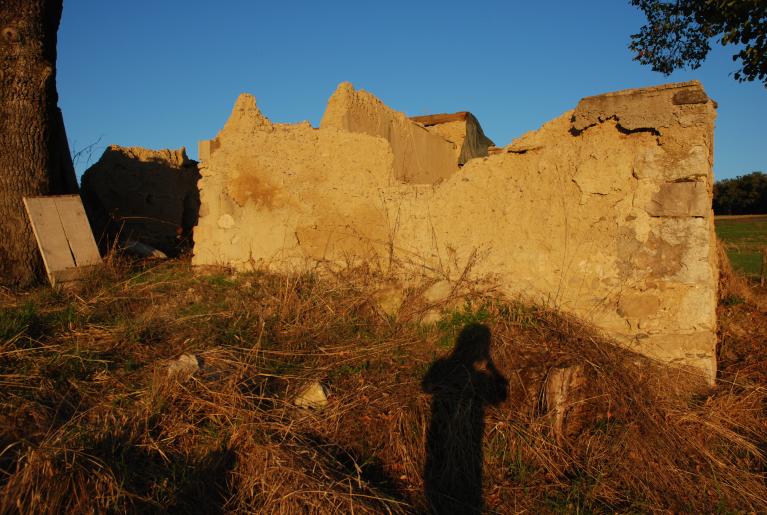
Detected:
[
  {"left": 713, "top": 171, "right": 767, "bottom": 214},
  {"left": 629, "top": 0, "right": 767, "bottom": 86}
]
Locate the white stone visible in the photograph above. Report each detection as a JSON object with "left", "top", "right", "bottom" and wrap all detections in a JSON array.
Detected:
[
  {"left": 294, "top": 381, "right": 328, "bottom": 409},
  {"left": 217, "top": 214, "right": 235, "bottom": 229},
  {"left": 374, "top": 286, "right": 404, "bottom": 317},
  {"left": 420, "top": 309, "right": 443, "bottom": 325},
  {"left": 423, "top": 280, "right": 453, "bottom": 304},
  {"left": 168, "top": 353, "right": 200, "bottom": 377}
]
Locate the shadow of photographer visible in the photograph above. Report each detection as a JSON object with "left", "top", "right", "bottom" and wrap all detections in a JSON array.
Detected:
[{"left": 421, "top": 323, "right": 508, "bottom": 514}]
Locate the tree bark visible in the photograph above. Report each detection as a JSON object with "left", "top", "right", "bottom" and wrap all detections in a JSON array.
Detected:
[{"left": 0, "top": 0, "right": 76, "bottom": 287}]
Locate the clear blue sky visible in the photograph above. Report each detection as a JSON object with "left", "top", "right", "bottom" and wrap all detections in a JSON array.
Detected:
[{"left": 58, "top": 0, "right": 766, "bottom": 181}]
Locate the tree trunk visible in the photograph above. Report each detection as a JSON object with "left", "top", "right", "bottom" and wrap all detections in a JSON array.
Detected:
[{"left": 0, "top": 0, "right": 77, "bottom": 287}]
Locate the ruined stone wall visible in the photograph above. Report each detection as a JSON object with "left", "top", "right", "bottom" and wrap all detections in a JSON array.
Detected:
[
  {"left": 193, "top": 93, "right": 396, "bottom": 268},
  {"left": 193, "top": 81, "right": 718, "bottom": 382}
]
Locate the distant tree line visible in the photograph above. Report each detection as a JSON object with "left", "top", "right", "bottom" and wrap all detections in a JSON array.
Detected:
[{"left": 713, "top": 171, "right": 767, "bottom": 215}]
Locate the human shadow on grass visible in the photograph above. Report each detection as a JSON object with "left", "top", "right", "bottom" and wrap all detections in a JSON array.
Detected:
[{"left": 422, "top": 323, "right": 508, "bottom": 514}]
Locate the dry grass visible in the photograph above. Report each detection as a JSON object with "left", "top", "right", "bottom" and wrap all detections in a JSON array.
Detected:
[{"left": 0, "top": 255, "right": 766, "bottom": 513}]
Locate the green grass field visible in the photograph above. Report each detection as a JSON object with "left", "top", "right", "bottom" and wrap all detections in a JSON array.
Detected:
[{"left": 715, "top": 215, "right": 767, "bottom": 278}]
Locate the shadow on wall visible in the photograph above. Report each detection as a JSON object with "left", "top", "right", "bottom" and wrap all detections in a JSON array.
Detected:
[
  {"left": 422, "top": 323, "right": 508, "bottom": 514},
  {"left": 80, "top": 146, "right": 201, "bottom": 257}
]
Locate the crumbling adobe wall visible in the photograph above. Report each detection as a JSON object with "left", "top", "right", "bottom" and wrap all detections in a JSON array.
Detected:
[
  {"left": 193, "top": 93, "right": 395, "bottom": 268},
  {"left": 81, "top": 145, "right": 201, "bottom": 256},
  {"left": 193, "top": 81, "right": 718, "bottom": 382}
]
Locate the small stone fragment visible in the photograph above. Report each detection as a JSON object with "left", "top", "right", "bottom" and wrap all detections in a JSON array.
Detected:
[
  {"left": 217, "top": 214, "right": 235, "bottom": 229},
  {"left": 294, "top": 381, "right": 328, "bottom": 409},
  {"left": 374, "top": 286, "right": 404, "bottom": 316},
  {"left": 543, "top": 364, "right": 586, "bottom": 444},
  {"left": 122, "top": 240, "right": 168, "bottom": 259},
  {"left": 423, "top": 280, "right": 453, "bottom": 304},
  {"left": 168, "top": 353, "right": 200, "bottom": 377},
  {"left": 420, "top": 309, "right": 442, "bottom": 325},
  {"left": 672, "top": 89, "right": 709, "bottom": 105}
]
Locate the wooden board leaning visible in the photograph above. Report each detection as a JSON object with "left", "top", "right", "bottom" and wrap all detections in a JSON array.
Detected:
[{"left": 23, "top": 195, "right": 101, "bottom": 286}]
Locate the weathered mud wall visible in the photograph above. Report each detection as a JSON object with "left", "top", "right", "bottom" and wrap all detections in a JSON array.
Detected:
[
  {"left": 193, "top": 81, "right": 718, "bottom": 382},
  {"left": 81, "top": 145, "right": 200, "bottom": 256},
  {"left": 193, "top": 94, "right": 396, "bottom": 267}
]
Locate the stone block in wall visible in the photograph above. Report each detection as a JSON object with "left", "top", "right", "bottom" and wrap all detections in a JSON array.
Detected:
[
  {"left": 645, "top": 181, "right": 709, "bottom": 217},
  {"left": 572, "top": 80, "right": 711, "bottom": 133}
]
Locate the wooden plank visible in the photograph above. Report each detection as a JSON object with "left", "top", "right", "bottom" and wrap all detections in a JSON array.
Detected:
[
  {"left": 410, "top": 111, "right": 469, "bottom": 126},
  {"left": 52, "top": 267, "right": 85, "bottom": 284},
  {"left": 23, "top": 196, "right": 76, "bottom": 285},
  {"left": 52, "top": 265, "right": 101, "bottom": 284},
  {"left": 54, "top": 195, "right": 101, "bottom": 267}
]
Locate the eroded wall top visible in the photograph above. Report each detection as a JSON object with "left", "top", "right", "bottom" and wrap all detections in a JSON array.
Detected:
[
  {"left": 410, "top": 111, "right": 495, "bottom": 165},
  {"left": 320, "top": 82, "right": 458, "bottom": 184}
]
